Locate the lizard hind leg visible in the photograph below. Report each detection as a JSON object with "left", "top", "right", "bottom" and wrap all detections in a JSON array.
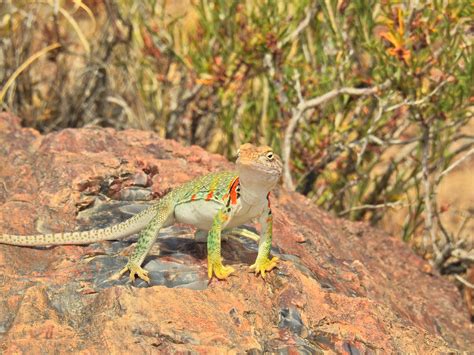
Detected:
[{"left": 114, "top": 199, "right": 174, "bottom": 284}]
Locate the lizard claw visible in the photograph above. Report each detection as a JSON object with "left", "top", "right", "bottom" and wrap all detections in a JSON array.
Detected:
[
  {"left": 249, "top": 256, "right": 279, "bottom": 278},
  {"left": 208, "top": 260, "right": 235, "bottom": 280},
  {"left": 116, "top": 262, "right": 150, "bottom": 284}
]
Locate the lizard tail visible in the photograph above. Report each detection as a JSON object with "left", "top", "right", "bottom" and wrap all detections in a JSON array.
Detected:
[{"left": 0, "top": 203, "right": 160, "bottom": 247}]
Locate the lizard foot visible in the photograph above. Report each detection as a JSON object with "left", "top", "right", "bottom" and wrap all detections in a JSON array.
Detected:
[
  {"left": 208, "top": 260, "right": 235, "bottom": 280},
  {"left": 249, "top": 256, "right": 279, "bottom": 278},
  {"left": 117, "top": 262, "right": 150, "bottom": 284}
]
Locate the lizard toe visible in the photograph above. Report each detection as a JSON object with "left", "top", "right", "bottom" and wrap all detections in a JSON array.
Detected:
[
  {"left": 250, "top": 256, "right": 279, "bottom": 278},
  {"left": 208, "top": 262, "right": 235, "bottom": 280},
  {"left": 116, "top": 262, "right": 151, "bottom": 284}
]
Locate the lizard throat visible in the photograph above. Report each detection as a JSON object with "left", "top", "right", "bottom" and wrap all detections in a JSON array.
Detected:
[{"left": 237, "top": 167, "right": 279, "bottom": 205}]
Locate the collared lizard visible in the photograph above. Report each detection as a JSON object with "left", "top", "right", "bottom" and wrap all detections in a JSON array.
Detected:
[{"left": 0, "top": 143, "right": 282, "bottom": 282}]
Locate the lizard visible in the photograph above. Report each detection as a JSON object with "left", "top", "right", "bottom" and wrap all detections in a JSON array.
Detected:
[{"left": 0, "top": 143, "right": 282, "bottom": 283}]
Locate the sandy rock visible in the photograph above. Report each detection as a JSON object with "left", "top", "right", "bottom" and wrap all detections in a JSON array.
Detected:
[{"left": 0, "top": 112, "right": 472, "bottom": 352}]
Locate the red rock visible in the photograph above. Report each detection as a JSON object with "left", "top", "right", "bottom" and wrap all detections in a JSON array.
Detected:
[{"left": 0, "top": 112, "right": 472, "bottom": 352}]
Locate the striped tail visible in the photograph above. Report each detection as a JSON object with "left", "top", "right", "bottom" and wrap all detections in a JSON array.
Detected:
[{"left": 0, "top": 203, "right": 161, "bottom": 247}]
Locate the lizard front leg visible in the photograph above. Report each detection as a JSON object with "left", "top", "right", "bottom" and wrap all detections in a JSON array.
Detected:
[
  {"left": 250, "top": 206, "right": 279, "bottom": 278},
  {"left": 207, "top": 207, "right": 235, "bottom": 280},
  {"left": 117, "top": 201, "right": 173, "bottom": 283}
]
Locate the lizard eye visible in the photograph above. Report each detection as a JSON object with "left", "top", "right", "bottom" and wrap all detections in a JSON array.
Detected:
[{"left": 266, "top": 152, "right": 274, "bottom": 160}]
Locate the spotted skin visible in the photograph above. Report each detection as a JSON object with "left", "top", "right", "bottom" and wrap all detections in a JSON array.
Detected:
[
  {"left": 1, "top": 144, "right": 283, "bottom": 283},
  {"left": 0, "top": 205, "right": 160, "bottom": 246},
  {"left": 207, "top": 207, "right": 235, "bottom": 279},
  {"left": 173, "top": 171, "right": 239, "bottom": 205}
]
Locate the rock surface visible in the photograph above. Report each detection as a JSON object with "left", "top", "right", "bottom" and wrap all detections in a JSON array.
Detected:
[{"left": 0, "top": 112, "right": 472, "bottom": 353}]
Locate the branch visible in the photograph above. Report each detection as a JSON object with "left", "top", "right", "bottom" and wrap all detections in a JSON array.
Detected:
[
  {"left": 302, "top": 83, "right": 390, "bottom": 110},
  {"left": 338, "top": 200, "right": 408, "bottom": 216},
  {"left": 385, "top": 79, "right": 449, "bottom": 112},
  {"left": 279, "top": 3, "right": 318, "bottom": 48},
  {"left": 454, "top": 275, "right": 474, "bottom": 289},
  {"left": 421, "top": 123, "right": 439, "bottom": 256},
  {"left": 451, "top": 249, "right": 474, "bottom": 264},
  {"left": 282, "top": 80, "right": 391, "bottom": 190},
  {"left": 436, "top": 146, "right": 474, "bottom": 184},
  {"left": 455, "top": 213, "right": 471, "bottom": 240},
  {"left": 433, "top": 230, "right": 473, "bottom": 269}
]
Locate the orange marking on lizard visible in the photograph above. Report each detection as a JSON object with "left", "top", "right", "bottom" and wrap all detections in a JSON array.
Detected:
[
  {"left": 229, "top": 177, "right": 240, "bottom": 205},
  {"left": 206, "top": 191, "right": 214, "bottom": 201},
  {"left": 191, "top": 194, "right": 197, "bottom": 201}
]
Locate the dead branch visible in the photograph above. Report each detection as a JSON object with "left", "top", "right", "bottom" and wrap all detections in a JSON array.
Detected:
[
  {"left": 436, "top": 146, "right": 474, "bottom": 183},
  {"left": 385, "top": 79, "right": 449, "bottom": 112},
  {"left": 455, "top": 275, "right": 474, "bottom": 289},
  {"left": 421, "top": 123, "right": 440, "bottom": 256},
  {"left": 279, "top": 2, "right": 319, "bottom": 48},
  {"left": 452, "top": 249, "right": 474, "bottom": 264},
  {"left": 338, "top": 200, "right": 408, "bottom": 216},
  {"left": 282, "top": 80, "right": 391, "bottom": 190}
]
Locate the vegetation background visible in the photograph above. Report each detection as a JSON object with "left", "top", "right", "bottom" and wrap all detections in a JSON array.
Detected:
[{"left": 0, "top": 0, "right": 472, "bottom": 315}]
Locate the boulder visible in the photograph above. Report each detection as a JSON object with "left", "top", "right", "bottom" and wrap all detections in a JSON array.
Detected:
[{"left": 0, "top": 113, "right": 472, "bottom": 352}]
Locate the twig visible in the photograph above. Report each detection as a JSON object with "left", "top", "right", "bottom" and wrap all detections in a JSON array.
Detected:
[
  {"left": 451, "top": 141, "right": 474, "bottom": 158},
  {"left": 435, "top": 208, "right": 452, "bottom": 245},
  {"left": 356, "top": 97, "right": 384, "bottom": 166},
  {"left": 282, "top": 80, "right": 391, "bottom": 190},
  {"left": 303, "top": 82, "right": 391, "bottom": 109},
  {"left": 455, "top": 214, "right": 471, "bottom": 240},
  {"left": 454, "top": 275, "right": 474, "bottom": 289},
  {"left": 451, "top": 249, "right": 474, "bottom": 264},
  {"left": 383, "top": 137, "right": 422, "bottom": 145},
  {"left": 279, "top": 3, "right": 318, "bottom": 48},
  {"left": 385, "top": 79, "right": 449, "bottom": 112},
  {"left": 433, "top": 242, "right": 454, "bottom": 268},
  {"left": 106, "top": 96, "right": 137, "bottom": 125},
  {"left": 264, "top": 54, "right": 289, "bottom": 107},
  {"left": 338, "top": 200, "right": 408, "bottom": 216},
  {"left": 436, "top": 146, "right": 474, "bottom": 183}
]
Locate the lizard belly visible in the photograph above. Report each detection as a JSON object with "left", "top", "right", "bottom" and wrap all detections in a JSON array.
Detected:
[{"left": 174, "top": 200, "right": 222, "bottom": 230}]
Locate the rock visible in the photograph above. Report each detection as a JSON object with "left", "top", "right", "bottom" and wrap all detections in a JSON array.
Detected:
[{"left": 0, "top": 112, "right": 472, "bottom": 352}]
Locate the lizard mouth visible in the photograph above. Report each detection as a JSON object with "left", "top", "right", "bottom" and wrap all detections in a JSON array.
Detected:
[{"left": 236, "top": 158, "right": 283, "bottom": 177}]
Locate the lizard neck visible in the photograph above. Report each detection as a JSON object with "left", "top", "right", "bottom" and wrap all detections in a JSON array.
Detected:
[{"left": 237, "top": 167, "right": 278, "bottom": 205}]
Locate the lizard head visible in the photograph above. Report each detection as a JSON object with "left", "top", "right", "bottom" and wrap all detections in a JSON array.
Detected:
[{"left": 236, "top": 143, "right": 282, "bottom": 188}]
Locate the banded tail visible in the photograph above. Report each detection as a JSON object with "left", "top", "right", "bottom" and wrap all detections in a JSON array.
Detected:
[{"left": 0, "top": 203, "right": 161, "bottom": 247}]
